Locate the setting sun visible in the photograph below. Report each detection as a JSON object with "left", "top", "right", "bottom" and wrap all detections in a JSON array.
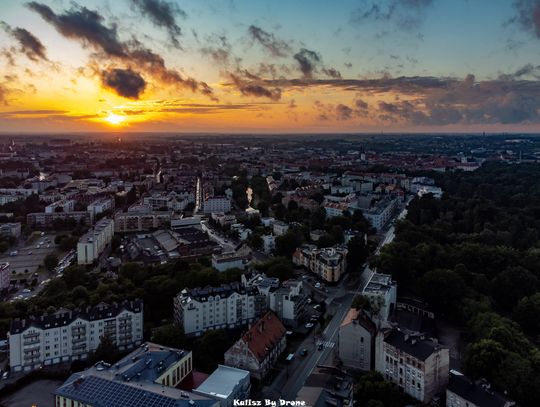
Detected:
[{"left": 104, "top": 113, "right": 125, "bottom": 126}]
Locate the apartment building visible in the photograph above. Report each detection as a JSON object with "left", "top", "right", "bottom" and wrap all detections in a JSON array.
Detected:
[
  {"left": 86, "top": 196, "right": 115, "bottom": 217},
  {"left": 9, "top": 300, "right": 143, "bottom": 372},
  {"left": 269, "top": 280, "right": 308, "bottom": 327},
  {"left": 202, "top": 196, "right": 231, "bottom": 213},
  {"left": 0, "top": 262, "right": 10, "bottom": 290},
  {"left": 361, "top": 197, "right": 398, "bottom": 231},
  {"left": 338, "top": 308, "right": 377, "bottom": 371},
  {"left": 272, "top": 220, "right": 289, "bottom": 236},
  {"left": 143, "top": 191, "right": 194, "bottom": 211},
  {"left": 77, "top": 218, "right": 114, "bottom": 265},
  {"left": 45, "top": 199, "right": 75, "bottom": 214},
  {"left": 0, "top": 222, "right": 21, "bottom": 239},
  {"left": 193, "top": 365, "right": 251, "bottom": 407},
  {"left": 362, "top": 273, "right": 397, "bottom": 321},
  {"left": 114, "top": 208, "right": 171, "bottom": 233},
  {"left": 224, "top": 311, "right": 286, "bottom": 380},
  {"left": 446, "top": 371, "right": 515, "bottom": 407},
  {"left": 292, "top": 245, "right": 348, "bottom": 283},
  {"left": 376, "top": 330, "right": 449, "bottom": 403},
  {"left": 54, "top": 342, "right": 217, "bottom": 407},
  {"left": 211, "top": 251, "right": 249, "bottom": 272},
  {"left": 174, "top": 283, "right": 266, "bottom": 336},
  {"left": 27, "top": 211, "right": 92, "bottom": 228}
]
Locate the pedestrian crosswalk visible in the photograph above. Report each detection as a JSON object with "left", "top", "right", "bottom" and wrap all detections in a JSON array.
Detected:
[{"left": 316, "top": 340, "right": 335, "bottom": 349}]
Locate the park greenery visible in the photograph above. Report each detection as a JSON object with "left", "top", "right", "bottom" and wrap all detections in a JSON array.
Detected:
[{"left": 373, "top": 162, "right": 540, "bottom": 406}]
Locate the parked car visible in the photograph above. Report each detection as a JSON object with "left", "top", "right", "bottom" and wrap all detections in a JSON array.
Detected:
[
  {"left": 305, "top": 322, "right": 314, "bottom": 329},
  {"left": 299, "top": 348, "right": 308, "bottom": 356},
  {"left": 318, "top": 343, "right": 324, "bottom": 351}
]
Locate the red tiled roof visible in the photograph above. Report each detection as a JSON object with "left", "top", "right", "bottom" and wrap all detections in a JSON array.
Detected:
[{"left": 242, "top": 311, "right": 286, "bottom": 362}]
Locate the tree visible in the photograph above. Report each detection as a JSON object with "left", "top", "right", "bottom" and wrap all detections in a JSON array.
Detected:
[
  {"left": 491, "top": 266, "right": 538, "bottom": 311},
  {"left": 152, "top": 324, "right": 186, "bottom": 349},
  {"left": 249, "top": 234, "right": 263, "bottom": 250},
  {"left": 44, "top": 254, "right": 59, "bottom": 271},
  {"left": 275, "top": 231, "right": 302, "bottom": 257},
  {"left": 417, "top": 269, "right": 468, "bottom": 321},
  {"left": 90, "top": 335, "right": 121, "bottom": 364},
  {"left": 514, "top": 293, "right": 540, "bottom": 336},
  {"left": 355, "top": 371, "right": 414, "bottom": 407},
  {"left": 347, "top": 235, "right": 369, "bottom": 272}
]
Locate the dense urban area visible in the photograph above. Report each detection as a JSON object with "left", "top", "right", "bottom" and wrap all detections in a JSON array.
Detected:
[{"left": 0, "top": 133, "right": 536, "bottom": 407}]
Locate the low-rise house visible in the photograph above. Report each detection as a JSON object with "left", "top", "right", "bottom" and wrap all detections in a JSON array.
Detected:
[{"left": 224, "top": 311, "right": 286, "bottom": 381}]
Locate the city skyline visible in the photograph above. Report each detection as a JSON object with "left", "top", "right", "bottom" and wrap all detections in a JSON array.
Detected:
[{"left": 2, "top": 0, "right": 540, "bottom": 133}]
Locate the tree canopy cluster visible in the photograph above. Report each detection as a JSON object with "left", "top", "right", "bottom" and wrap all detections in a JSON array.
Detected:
[{"left": 373, "top": 162, "right": 540, "bottom": 405}]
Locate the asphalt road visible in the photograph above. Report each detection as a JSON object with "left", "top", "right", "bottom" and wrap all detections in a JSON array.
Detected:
[{"left": 264, "top": 205, "right": 406, "bottom": 400}]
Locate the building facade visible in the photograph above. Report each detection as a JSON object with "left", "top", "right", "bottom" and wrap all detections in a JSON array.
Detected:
[
  {"left": 224, "top": 312, "right": 286, "bottom": 381},
  {"left": 174, "top": 283, "right": 266, "bottom": 336},
  {"left": 338, "top": 308, "right": 377, "bottom": 371},
  {"left": 292, "top": 245, "right": 348, "bottom": 283},
  {"left": 376, "top": 330, "right": 449, "bottom": 403},
  {"left": 9, "top": 300, "right": 143, "bottom": 372},
  {"left": 54, "top": 342, "right": 217, "bottom": 407},
  {"left": 77, "top": 218, "right": 114, "bottom": 265},
  {"left": 202, "top": 196, "right": 231, "bottom": 213}
]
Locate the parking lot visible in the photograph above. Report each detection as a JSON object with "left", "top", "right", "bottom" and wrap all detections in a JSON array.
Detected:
[{"left": 0, "top": 234, "right": 57, "bottom": 276}]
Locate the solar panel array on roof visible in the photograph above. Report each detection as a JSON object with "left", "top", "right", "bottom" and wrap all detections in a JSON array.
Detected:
[{"left": 57, "top": 375, "right": 180, "bottom": 407}]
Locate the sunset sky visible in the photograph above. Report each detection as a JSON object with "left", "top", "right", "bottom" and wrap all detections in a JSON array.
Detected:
[{"left": 2, "top": 0, "right": 540, "bottom": 133}]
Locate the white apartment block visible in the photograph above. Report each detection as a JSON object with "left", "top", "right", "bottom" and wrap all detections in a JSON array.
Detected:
[
  {"left": 77, "top": 218, "right": 114, "bottom": 265},
  {"left": 9, "top": 300, "right": 143, "bottom": 372},
  {"left": 114, "top": 210, "right": 171, "bottom": 233},
  {"left": 362, "top": 198, "right": 398, "bottom": 231},
  {"left": 0, "top": 222, "right": 21, "bottom": 239},
  {"left": 202, "top": 196, "right": 231, "bottom": 213},
  {"left": 376, "top": 330, "right": 449, "bottom": 403},
  {"left": 293, "top": 245, "right": 348, "bottom": 283},
  {"left": 87, "top": 197, "right": 115, "bottom": 217},
  {"left": 45, "top": 199, "right": 75, "bottom": 214},
  {"left": 174, "top": 283, "right": 266, "bottom": 336}
]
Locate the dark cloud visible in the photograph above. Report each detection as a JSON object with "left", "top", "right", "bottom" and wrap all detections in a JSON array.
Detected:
[
  {"left": 27, "top": 2, "right": 126, "bottom": 57},
  {"left": 248, "top": 25, "right": 292, "bottom": 57},
  {"left": 336, "top": 104, "right": 353, "bottom": 120},
  {"left": 27, "top": 2, "right": 215, "bottom": 98},
  {"left": 512, "top": 0, "right": 540, "bottom": 38},
  {"left": 293, "top": 48, "right": 321, "bottom": 78},
  {"left": 0, "top": 23, "right": 48, "bottom": 61},
  {"left": 322, "top": 67, "right": 342, "bottom": 79},
  {"left": 351, "top": 0, "right": 434, "bottom": 32},
  {"left": 1, "top": 109, "right": 67, "bottom": 115},
  {"left": 200, "top": 35, "right": 232, "bottom": 66},
  {"left": 374, "top": 74, "right": 540, "bottom": 125},
  {"left": 101, "top": 68, "right": 146, "bottom": 99},
  {"left": 227, "top": 72, "right": 282, "bottom": 101},
  {"left": 130, "top": 0, "right": 185, "bottom": 48}
]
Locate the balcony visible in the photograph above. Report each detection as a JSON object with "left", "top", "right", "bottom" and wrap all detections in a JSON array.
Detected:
[
  {"left": 72, "top": 342, "right": 87, "bottom": 350},
  {"left": 23, "top": 338, "right": 41, "bottom": 346},
  {"left": 72, "top": 336, "right": 86, "bottom": 344},
  {"left": 23, "top": 332, "right": 40, "bottom": 339},
  {"left": 24, "top": 352, "right": 40, "bottom": 360}
]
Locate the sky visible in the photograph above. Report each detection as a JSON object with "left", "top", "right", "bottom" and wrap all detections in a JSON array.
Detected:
[{"left": 2, "top": 0, "right": 540, "bottom": 133}]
